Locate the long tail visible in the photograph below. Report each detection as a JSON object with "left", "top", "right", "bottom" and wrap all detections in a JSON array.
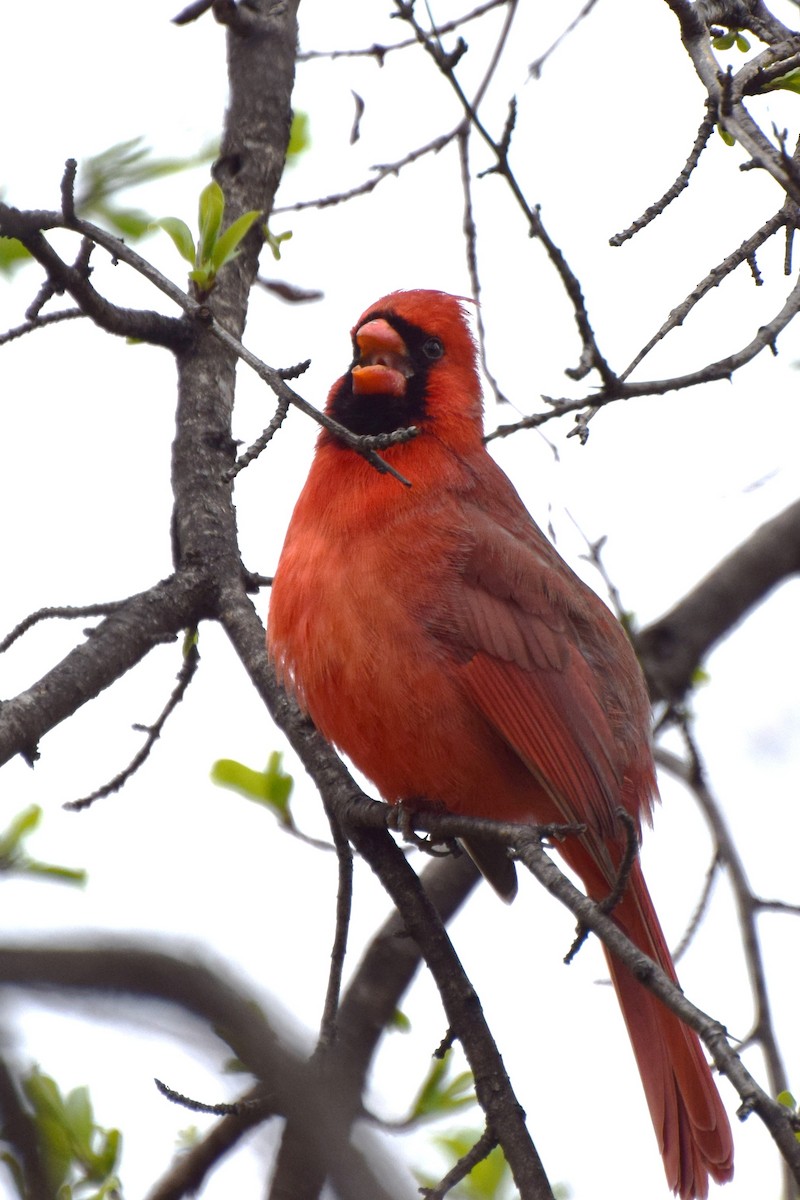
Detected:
[{"left": 599, "top": 858, "right": 734, "bottom": 1199}]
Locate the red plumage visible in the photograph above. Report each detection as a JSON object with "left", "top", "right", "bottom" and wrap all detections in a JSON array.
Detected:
[{"left": 267, "top": 289, "right": 734, "bottom": 1198}]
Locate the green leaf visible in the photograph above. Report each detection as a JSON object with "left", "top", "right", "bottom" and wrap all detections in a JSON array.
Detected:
[
  {"left": 98, "top": 205, "right": 153, "bottom": 240},
  {"left": 711, "top": 28, "right": 749, "bottom": 53},
  {"left": 176, "top": 1125, "right": 201, "bottom": 1150},
  {"left": 64, "top": 1086, "right": 94, "bottom": 1153},
  {"left": 418, "top": 1127, "right": 517, "bottom": 1199},
  {"left": 0, "top": 235, "right": 31, "bottom": 276},
  {"left": 210, "top": 208, "right": 262, "bottom": 271},
  {"left": 77, "top": 136, "right": 215, "bottom": 224},
  {"left": 197, "top": 180, "right": 225, "bottom": 265},
  {"left": 212, "top": 759, "right": 265, "bottom": 798},
  {"left": 287, "top": 111, "right": 310, "bottom": 162},
  {"left": 90, "top": 1127, "right": 122, "bottom": 1180},
  {"left": 407, "top": 1052, "right": 477, "bottom": 1124},
  {"left": 717, "top": 124, "right": 735, "bottom": 146},
  {"left": 154, "top": 217, "right": 196, "bottom": 266},
  {"left": 0, "top": 806, "right": 86, "bottom": 886},
  {"left": 433, "top": 1132, "right": 512, "bottom": 1198},
  {"left": 22, "top": 1068, "right": 62, "bottom": 1117},
  {"left": 36, "top": 1113, "right": 73, "bottom": 1191},
  {"left": 188, "top": 266, "right": 213, "bottom": 288},
  {"left": 263, "top": 226, "right": 292, "bottom": 261},
  {"left": 0, "top": 1149, "right": 26, "bottom": 1198},
  {"left": 2, "top": 135, "right": 217, "bottom": 278},
  {"left": 183, "top": 627, "right": 199, "bottom": 654},
  {"left": 263, "top": 751, "right": 294, "bottom": 815},
  {"left": 22, "top": 862, "right": 87, "bottom": 886},
  {"left": 777, "top": 1089, "right": 800, "bottom": 1140},
  {"left": 9, "top": 1068, "right": 122, "bottom": 1196},
  {"left": 0, "top": 804, "right": 42, "bottom": 856},
  {"left": 389, "top": 1009, "right": 412, "bottom": 1033},
  {"left": 763, "top": 68, "right": 800, "bottom": 95},
  {"left": 211, "top": 751, "right": 294, "bottom": 826}
]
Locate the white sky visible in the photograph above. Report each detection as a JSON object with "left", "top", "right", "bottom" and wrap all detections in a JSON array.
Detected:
[{"left": 2, "top": 2, "right": 800, "bottom": 1198}]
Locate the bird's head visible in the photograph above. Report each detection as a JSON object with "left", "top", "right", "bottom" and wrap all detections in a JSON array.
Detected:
[{"left": 326, "top": 290, "right": 484, "bottom": 453}]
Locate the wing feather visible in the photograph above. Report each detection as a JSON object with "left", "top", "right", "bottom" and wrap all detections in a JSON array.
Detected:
[{"left": 437, "top": 508, "right": 643, "bottom": 848}]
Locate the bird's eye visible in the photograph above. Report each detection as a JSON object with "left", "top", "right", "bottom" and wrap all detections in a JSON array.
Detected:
[{"left": 422, "top": 337, "right": 444, "bottom": 360}]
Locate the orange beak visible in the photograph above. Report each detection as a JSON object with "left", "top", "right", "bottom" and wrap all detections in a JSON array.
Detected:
[{"left": 351, "top": 319, "right": 412, "bottom": 397}]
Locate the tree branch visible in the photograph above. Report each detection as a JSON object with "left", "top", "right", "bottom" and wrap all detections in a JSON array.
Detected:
[
  {"left": 636, "top": 496, "right": 800, "bottom": 702},
  {"left": 0, "top": 576, "right": 202, "bottom": 769},
  {"left": 0, "top": 943, "right": 408, "bottom": 1200}
]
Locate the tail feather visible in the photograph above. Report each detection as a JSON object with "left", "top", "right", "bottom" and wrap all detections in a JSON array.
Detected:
[{"left": 603, "top": 860, "right": 734, "bottom": 1199}]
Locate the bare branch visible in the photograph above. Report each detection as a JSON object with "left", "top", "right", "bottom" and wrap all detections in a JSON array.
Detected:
[
  {"left": 0, "top": 600, "right": 129, "bottom": 654},
  {"left": 0, "top": 942, "right": 408, "bottom": 1200},
  {"left": 0, "top": 308, "right": 85, "bottom": 347},
  {"left": 273, "top": 128, "right": 457, "bottom": 214},
  {"left": 218, "top": 589, "right": 557, "bottom": 1200},
  {"left": 65, "top": 636, "right": 200, "bottom": 811},
  {"left": 636, "top": 497, "right": 800, "bottom": 703},
  {"left": 421, "top": 1125, "right": 499, "bottom": 1198},
  {"left": 610, "top": 101, "right": 717, "bottom": 247},
  {"left": 0, "top": 577, "right": 198, "bottom": 769},
  {"left": 0, "top": 203, "right": 190, "bottom": 350},
  {"left": 620, "top": 206, "right": 789, "bottom": 380},
  {"left": 297, "top": 0, "right": 510, "bottom": 63},
  {"left": 528, "top": 0, "right": 602, "bottom": 79},
  {"left": 656, "top": 733, "right": 793, "bottom": 1112},
  {"left": 146, "top": 1088, "right": 266, "bottom": 1200}
]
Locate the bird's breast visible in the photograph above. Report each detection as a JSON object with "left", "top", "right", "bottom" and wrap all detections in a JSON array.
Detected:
[{"left": 267, "top": 466, "right": 506, "bottom": 806}]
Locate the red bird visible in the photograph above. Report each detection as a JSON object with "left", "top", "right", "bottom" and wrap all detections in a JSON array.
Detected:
[{"left": 267, "top": 290, "right": 734, "bottom": 1198}]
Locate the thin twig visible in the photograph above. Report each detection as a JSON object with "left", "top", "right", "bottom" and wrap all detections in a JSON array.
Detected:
[
  {"left": 610, "top": 100, "right": 717, "bottom": 246},
  {"left": 154, "top": 1077, "right": 267, "bottom": 1117},
  {"left": 528, "top": 0, "right": 602, "bottom": 79},
  {"left": 0, "top": 308, "right": 85, "bottom": 347},
  {"left": 273, "top": 129, "right": 457, "bottom": 214},
  {"left": 0, "top": 600, "right": 130, "bottom": 654},
  {"left": 297, "top": 0, "right": 510, "bottom": 63},
  {"left": 172, "top": 0, "right": 213, "bottom": 23},
  {"left": 457, "top": 129, "right": 511, "bottom": 406},
  {"left": 226, "top": 395, "right": 291, "bottom": 480},
  {"left": 421, "top": 1124, "right": 499, "bottom": 1199},
  {"left": 620, "top": 206, "right": 789, "bottom": 381},
  {"left": 655, "top": 736, "right": 791, "bottom": 1104},
  {"left": 317, "top": 809, "right": 353, "bottom": 1050},
  {"left": 672, "top": 852, "right": 722, "bottom": 964},
  {"left": 64, "top": 636, "right": 199, "bottom": 811},
  {"left": 394, "top": 0, "right": 619, "bottom": 392}
]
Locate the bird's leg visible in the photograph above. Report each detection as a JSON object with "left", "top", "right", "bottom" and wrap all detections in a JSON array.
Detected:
[
  {"left": 563, "top": 810, "right": 640, "bottom": 965},
  {"left": 388, "top": 797, "right": 462, "bottom": 861},
  {"left": 597, "top": 808, "right": 640, "bottom": 916}
]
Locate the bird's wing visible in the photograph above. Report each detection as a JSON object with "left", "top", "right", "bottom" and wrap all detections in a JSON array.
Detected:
[{"left": 440, "top": 508, "right": 629, "bottom": 847}]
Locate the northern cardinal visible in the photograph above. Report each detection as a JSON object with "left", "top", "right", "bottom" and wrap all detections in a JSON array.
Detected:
[{"left": 267, "top": 290, "right": 734, "bottom": 1198}]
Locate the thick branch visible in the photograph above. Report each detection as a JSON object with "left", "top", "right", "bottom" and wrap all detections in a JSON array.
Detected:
[
  {"left": 663, "top": 0, "right": 800, "bottom": 204},
  {"left": 218, "top": 588, "right": 555, "bottom": 1200},
  {"left": 636, "top": 497, "right": 800, "bottom": 702},
  {"left": 0, "top": 575, "right": 203, "bottom": 769},
  {"left": 270, "top": 854, "right": 481, "bottom": 1199},
  {"left": 0, "top": 204, "right": 188, "bottom": 349},
  {"left": 0, "top": 943, "right": 408, "bottom": 1200},
  {"left": 515, "top": 836, "right": 800, "bottom": 1183}
]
